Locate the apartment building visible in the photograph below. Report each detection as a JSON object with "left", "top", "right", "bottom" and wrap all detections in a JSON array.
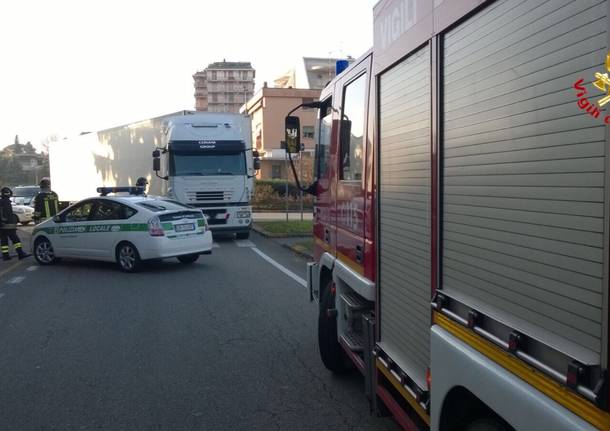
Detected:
[
  {"left": 193, "top": 61, "right": 255, "bottom": 113},
  {"left": 242, "top": 86, "right": 320, "bottom": 179}
]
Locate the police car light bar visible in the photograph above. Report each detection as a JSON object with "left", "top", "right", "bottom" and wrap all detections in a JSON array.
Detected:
[{"left": 97, "top": 186, "right": 144, "bottom": 196}]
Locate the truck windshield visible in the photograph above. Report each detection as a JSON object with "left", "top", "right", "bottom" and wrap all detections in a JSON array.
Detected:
[
  {"left": 169, "top": 153, "right": 246, "bottom": 176},
  {"left": 13, "top": 186, "right": 38, "bottom": 197}
]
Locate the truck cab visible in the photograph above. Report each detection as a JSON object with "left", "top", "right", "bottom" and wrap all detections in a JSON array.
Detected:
[{"left": 153, "top": 113, "right": 259, "bottom": 239}]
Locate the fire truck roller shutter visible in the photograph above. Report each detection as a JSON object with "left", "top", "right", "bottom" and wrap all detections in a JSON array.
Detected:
[
  {"left": 378, "top": 44, "right": 431, "bottom": 390},
  {"left": 442, "top": 0, "right": 607, "bottom": 365}
]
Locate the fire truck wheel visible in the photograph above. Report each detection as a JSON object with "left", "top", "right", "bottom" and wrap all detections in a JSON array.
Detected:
[
  {"left": 463, "top": 417, "right": 511, "bottom": 431},
  {"left": 318, "top": 282, "right": 347, "bottom": 373}
]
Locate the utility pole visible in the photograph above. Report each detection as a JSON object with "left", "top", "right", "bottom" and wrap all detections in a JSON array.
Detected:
[
  {"left": 285, "top": 150, "right": 289, "bottom": 222},
  {"left": 299, "top": 147, "right": 303, "bottom": 221}
]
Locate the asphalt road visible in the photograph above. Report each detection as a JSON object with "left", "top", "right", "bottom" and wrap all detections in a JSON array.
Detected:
[{"left": 0, "top": 229, "right": 397, "bottom": 431}]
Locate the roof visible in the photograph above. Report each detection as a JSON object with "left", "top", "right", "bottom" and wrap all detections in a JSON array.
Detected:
[{"left": 206, "top": 61, "right": 253, "bottom": 70}]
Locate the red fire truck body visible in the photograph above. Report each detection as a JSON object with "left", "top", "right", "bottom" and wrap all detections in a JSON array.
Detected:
[{"left": 300, "top": 0, "right": 610, "bottom": 430}]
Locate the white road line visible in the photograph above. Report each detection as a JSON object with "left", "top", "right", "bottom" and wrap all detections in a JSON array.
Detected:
[
  {"left": 213, "top": 242, "right": 220, "bottom": 248},
  {"left": 26, "top": 266, "right": 38, "bottom": 272},
  {"left": 235, "top": 240, "right": 255, "bottom": 248},
  {"left": 6, "top": 276, "right": 25, "bottom": 285},
  {"left": 252, "top": 248, "right": 307, "bottom": 288}
]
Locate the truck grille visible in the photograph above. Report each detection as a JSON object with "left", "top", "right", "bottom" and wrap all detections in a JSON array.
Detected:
[{"left": 186, "top": 191, "right": 232, "bottom": 202}]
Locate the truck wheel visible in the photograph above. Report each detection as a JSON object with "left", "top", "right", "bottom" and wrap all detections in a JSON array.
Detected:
[
  {"left": 34, "top": 237, "right": 56, "bottom": 265},
  {"left": 236, "top": 231, "right": 250, "bottom": 240},
  {"left": 318, "top": 281, "right": 346, "bottom": 373},
  {"left": 464, "top": 417, "right": 511, "bottom": 431},
  {"left": 177, "top": 254, "right": 199, "bottom": 264},
  {"left": 116, "top": 242, "right": 141, "bottom": 273},
  {"left": 10, "top": 214, "right": 19, "bottom": 225}
]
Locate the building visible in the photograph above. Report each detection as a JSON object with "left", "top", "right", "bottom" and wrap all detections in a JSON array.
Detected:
[
  {"left": 274, "top": 56, "right": 353, "bottom": 90},
  {"left": 242, "top": 86, "right": 320, "bottom": 180},
  {"left": 12, "top": 153, "right": 45, "bottom": 172},
  {"left": 193, "top": 61, "right": 255, "bottom": 113}
]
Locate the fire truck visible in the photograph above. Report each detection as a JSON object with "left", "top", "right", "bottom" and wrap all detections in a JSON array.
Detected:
[{"left": 284, "top": 0, "right": 610, "bottom": 429}]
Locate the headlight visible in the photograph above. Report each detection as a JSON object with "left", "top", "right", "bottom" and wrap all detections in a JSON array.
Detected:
[
  {"left": 236, "top": 210, "right": 251, "bottom": 218},
  {"left": 12, "top": 208, "right": 25, "bottom": 214}
]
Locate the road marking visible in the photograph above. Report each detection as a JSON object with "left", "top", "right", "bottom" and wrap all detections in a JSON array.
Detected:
[
  {"left": 213, "top": 242, "right": 220, "bottom": 248},
  {"left": 251, "top": 248, "right": 307, "bottom": 288},
  {"left": 235, "top": 240, "right": 255, "bottom": 248},
  {"left": 0, "top": 260, "right": 27, "bottom": 279},
  {"left": 6, "top": 276, "right": 25, "bottom": 285},
  {"left": 26, "top": 266, "right": 38, "bottom": 272}
]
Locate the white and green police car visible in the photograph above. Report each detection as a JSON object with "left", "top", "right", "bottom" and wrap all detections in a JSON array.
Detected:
[{"left": 31, "top": 188, "right": 212, "bottom": 272}]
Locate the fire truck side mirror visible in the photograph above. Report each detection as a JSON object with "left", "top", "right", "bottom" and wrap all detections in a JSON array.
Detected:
[
  {"left": 253, "top": 158, "right": 261, "bottom": 171},
  {"left": 152, "top": 156, "right": 161, "bottom": 172},
  {"left": 285, "top": 116, "right": 301, "bottom": 154}
]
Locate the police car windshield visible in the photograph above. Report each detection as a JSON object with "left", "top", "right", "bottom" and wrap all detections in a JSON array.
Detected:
[
  {"left": 169, "top": 153, "right": 246, "bottom": 176},
  {"left": 136, "top": 200, "right": 192, "bottom": 212}
]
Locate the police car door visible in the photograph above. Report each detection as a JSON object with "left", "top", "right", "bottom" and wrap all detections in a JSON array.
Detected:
[
  {"left": 88, "top": 199, "right": 128, "bottom": 260},
  {"left": 57, "top": 200, "right": 96, "bottom": 258}
]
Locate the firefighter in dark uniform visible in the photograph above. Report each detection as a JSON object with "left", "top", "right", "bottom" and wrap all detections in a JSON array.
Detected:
[
  {"left": 135, "top": 177, "right": 148, "bottom": 196},
  {"left": 0, "top": 187, "right": 30, "bottom": 261},
  {"left": 32, "top": 177, "right": 59, "bottom": 224}
]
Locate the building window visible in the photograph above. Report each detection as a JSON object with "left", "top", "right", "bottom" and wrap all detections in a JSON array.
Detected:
[
  {"left": 272, "top": 164, "right": 282, "bottom": 179},
  {"left": 340, "top": 73, "right": 366, "bottom": 181},
  {"left": 211, "top": 93, "right": 217, "bottom": 103},
  {"left": 211, "top": 71, "right": 217, "bottom": 80},
  {"left": 303, "top": 126, "right": 314, "bottom": 139}
]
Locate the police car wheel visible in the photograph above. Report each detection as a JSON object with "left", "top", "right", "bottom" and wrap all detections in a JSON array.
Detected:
[
  {"left": 34, "top": 237, "right": 56, "bottom": 265},
  {"left": 177, "top": 254, "right": 199, "bottom": 264},
  {"left": 116, "top": 242, "right": 140, "bottom": 273}
]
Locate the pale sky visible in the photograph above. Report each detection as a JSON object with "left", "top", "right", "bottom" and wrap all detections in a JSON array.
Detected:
[{"left": 0, "top": 0, "right": 376, "bottom": 151}]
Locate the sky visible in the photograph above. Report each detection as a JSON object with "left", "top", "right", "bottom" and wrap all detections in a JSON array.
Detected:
[{"left": 0, "top": 0, "right": 376, "bottom": 151}]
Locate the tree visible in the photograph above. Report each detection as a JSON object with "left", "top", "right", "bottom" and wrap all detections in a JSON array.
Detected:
[{"left": 23, "top": 141, "right": 36, "bottom": 154}]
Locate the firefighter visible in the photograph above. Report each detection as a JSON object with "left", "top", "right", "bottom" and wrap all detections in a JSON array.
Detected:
[
  {"left": 32, "top": 177, "right": 59, "bottom": 224},
  {"left": 135, "top": 177, "right": 148, "bottom": 195},
  {"left": 0, "top": 187, "right": 30, "bottom": 261}
]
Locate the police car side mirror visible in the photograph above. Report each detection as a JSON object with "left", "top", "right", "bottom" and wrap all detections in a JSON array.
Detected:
[{"left": 53, "top": 215, "right": 62, "bottom": 223}]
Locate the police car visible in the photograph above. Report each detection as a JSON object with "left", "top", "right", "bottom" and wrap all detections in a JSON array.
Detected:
[{"left": 31, "top": 187, "right": 213, "bottom": 272}]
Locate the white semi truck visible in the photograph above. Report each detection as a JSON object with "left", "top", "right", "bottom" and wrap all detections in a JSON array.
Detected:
[{"left": 49, "top": 111, "right": 259, "bottom": 238}]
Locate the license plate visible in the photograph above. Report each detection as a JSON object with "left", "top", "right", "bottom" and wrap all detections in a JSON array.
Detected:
[{"left": 175, "top": 223, "right": 195, "bottom": 232}]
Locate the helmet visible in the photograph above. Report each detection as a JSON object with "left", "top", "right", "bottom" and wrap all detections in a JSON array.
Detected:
[
  {"left": 136, "top": 177, "right": 148, "bottom": 187},
  {"left": 0, "top": 187, "right": 12, "bottom": 198},
  {"left": 39, "top": 177, "right": 51, "bottom": 188}
]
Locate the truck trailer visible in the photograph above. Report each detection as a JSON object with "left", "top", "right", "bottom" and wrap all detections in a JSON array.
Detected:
[
  {"left": 286, "top": 0, "right": 610, "bottom": 429},
  {"left": 50, "top": 111, "right": 258, "bottom": 238}
]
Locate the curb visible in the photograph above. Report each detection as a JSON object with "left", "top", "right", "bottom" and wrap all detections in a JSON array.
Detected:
[
  {"left": 282, "top": 243, "right": 314, "bottom": 260},
  {"left": 251, "top": 224, "right": 312, "bottom": 239}
]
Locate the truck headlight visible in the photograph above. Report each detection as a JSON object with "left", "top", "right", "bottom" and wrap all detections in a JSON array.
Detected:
[
  {"left": 236, "top": 210, "right": 251, "bottom": 218},
  {"left": 12, "top": 208, "right": 25, "bottom": 214}
]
